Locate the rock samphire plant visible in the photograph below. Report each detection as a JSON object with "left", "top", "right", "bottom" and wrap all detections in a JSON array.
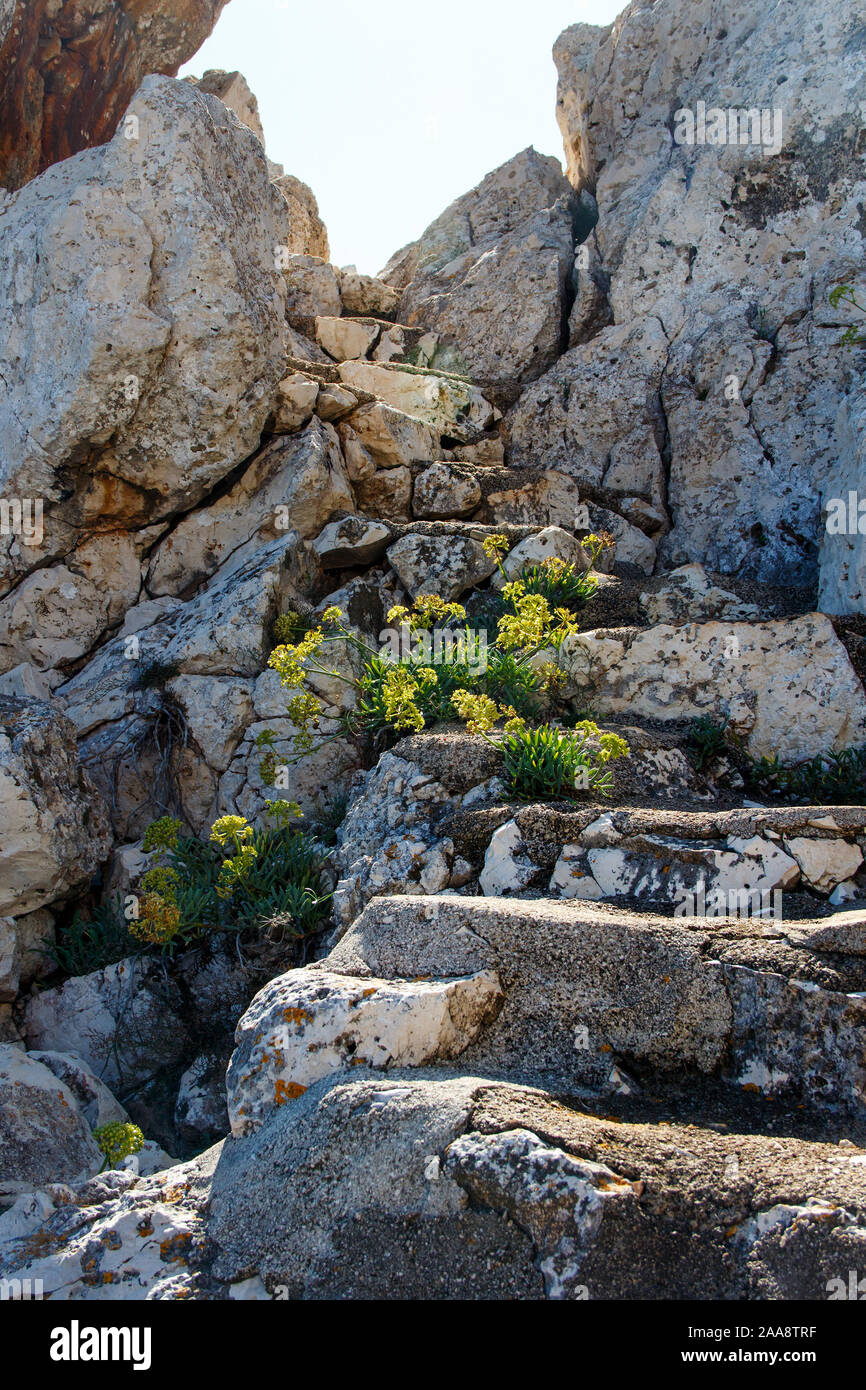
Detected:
[{"left": 265, "top": 533, "right": 629, "bottom": 802}]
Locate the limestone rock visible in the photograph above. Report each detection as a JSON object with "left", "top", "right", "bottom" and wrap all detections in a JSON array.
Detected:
[
  {"left": 413, "top": 464, "right": 482, "bottom": 520},
  {"left": 272, "top": 175, "right": 329, "bottom": 260},
  {"left": 784, "top": 837, "right": 864, "bottom": 896},
  {"left": 387, "top": 533, "right": 496, "bottom": 601},
  {"left": 186, "top": 69, "right": 265, "bottom": 144},
  {"left": 283, "top": 254, "right": 342, "bottom": 326},
  {"left": 345, "top": 402, "right": 441, "bottom": 469},
  {"left": 315, "top": 316, "right": 379, "bottom": 362},
  {"left": 552, "top": 1, "right": 866, "bottom": 587},
  {"left": 819, "top": 385, "right": 866, "bottom": 616},
  {"left": 175, "top": 1054, "right": 230, "bottom": 1147},
  {"left": 0, "top": 76, "right": 291, "bottom": 593},
  {"left": 24, "top": 957, "right": 188, "bottom": 1094},
  {"left": 339, "top": 268, "right": 399, "bottom": 319},
  {"left": 0, "top": 0, "right": 231, "bottom": 191},
  {"left": 313, "top": 517, "right": 392, "bottom": 569},
  {"left": 0, "top": 1045, "right": 102, "bottom": 1186},
  {"left": 642, "top": 564, "right": 763, "bottom": 626},
  {"left": 355, "top": 468, "right": 413, "bottom": 523},
  {"left": 30, "top": 1050, "right": 130, "bottom": 1130},
  {"left": 558, "top": 615, "right": 866, "bottom": 761},
  {"left": 338, "top": 362, "right": 494, "bottom": 440},
  {"left": 227, "top": 967, "right": 503, "bottom": 1135},
  {"left": 272, "top": 372, "right": 319, "bottom": 433},
  {"left": 147, "top": 421, "right": 352, "bottom": 596},
  {"left": 387, "top": 149, "right": 576, "bottom": 384},
  {"left": 0, "top": 699, "right": 112, "bottom": 918}
]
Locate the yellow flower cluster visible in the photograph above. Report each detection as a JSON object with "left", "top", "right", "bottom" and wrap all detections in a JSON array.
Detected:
[
  {"left": 450, "top": 691, "right": 526, "bottom": 736},
  {"left": 268, "top": 629, "right": 325, "bottom": 690},
  {"left": 142, "top": 815, "right": 181, "bottom": 854},
  {"left": 93, "top": 1122, "right": 145, "bottom": 1170},
  {"left": 129, "top": 892, "right": 182, "bottom": 946},
  {"left": 497, "top": 585, "right": 578, "bottom": 651},
  {"left": 482, "top": 534, "right": 511, "bottom": 561},
  {"left": 387, "top": 595, "right": 467, "bottom": 632},
  {"left": 381, "top": 665, "right": 437, "bottom": 732}
]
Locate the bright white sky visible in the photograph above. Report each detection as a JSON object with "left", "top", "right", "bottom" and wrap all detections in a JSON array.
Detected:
[{"left": 180, "top": 0, "right": 623, "bottom": 274}]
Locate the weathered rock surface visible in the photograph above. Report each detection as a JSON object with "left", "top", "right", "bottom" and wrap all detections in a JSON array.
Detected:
[
  {"left": 387, "top": 533, "right": 496, "bottom": 600},
  {"left": 0, "top": 76, "right": 290, "bottom": 593},
  {"left": 0, "top": 0, "right": 230, "bottom": 191},
  {"left": 550, "top": 0, "right": 866, "bottom": 586},
  {"left": 0, "top": 699, "right": 112, "bottom": 918},
  {"left": 0, "top": 1045, "right": 103, "bottom": 1186},
  {"left": 227, "top": 967, "right": 503, "bottom": 1135},
  {"left": 384, "top": 149, "right": 576, "bottom": 384},
  {"left": 558, "top": 615, "right": 866, "bottom": 761}
]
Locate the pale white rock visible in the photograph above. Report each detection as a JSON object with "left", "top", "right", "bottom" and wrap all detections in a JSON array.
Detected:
[
  {"left": 830, "top": 881, "right": 862, "bottom": 907},
  {"left": 493, "top": 527, "right": 591, "bottom": 590},
  {"left": 24, "top": 957, "right": 188, "bottom": 1093},
  {"left": 0, "top": 531, "right": 143, "bottom": 673},
  {"left": 484, "top": 470, "right": 582, "bottom": 527},
  {"left": 272, "top": 372, "right": 319, "bottom": 432},
  {"left": 480, "top": 821, "right": 539, "bottom": 897},
  {"left": 584, "top": 834, "right": 801, "bottom": 906},
  {"left": 0, "top": 76, "right": 291, "bottom": 590},
  {"left": 120, "top": 596, "right": 181, "bottom": 636},
  {"left": 315, "top": 384, "right": 358, "bottom": 423},
  {"left": 226, "top": 965, "right": 503, "bottom": 1135},
  {"left": 147, "top": 421, "right": 352, "bottom": 596},
  {"left": 313, "top": 516, "right": 392, "bottom": 569},
  {"left": 337, "top": 420, "right": 377, "bottom": 481},
  {"left": 0, "top": 663, "right": 55, "bottom": 701},
  {"left": 0, "top": 1045, "right": 103, "bottom": 1186},
  {"left": 218, "top": 717, "right": 361, "bottom": 826},
  {"left": 413, "top": 464, "right": 482, "bottom": 520},
  {"left": 784, "top": 838, "right": 864, "bottom": 896},
  {"left": 387, "top": 149, "right": 576, "bottom": 384},
  {"left": 0, "top": 699, "right": 112, "bottom": 917},
  {"left": 29, "top": 1050, "right": 129, "bottom": 1129},
  {"left": 186, "top": 69, "right": 266, "bottom": 146},
  {"left": 387, "top": 533, "right": 496, "bottom": 600},
  {"left": 553, "top": 2, "right": 866, "bottom": 586},
  {"left": 549, "top": 845, "right": 606, "bottom": 901},
  {"left": 339, "top": 268, "right": 399, "bottom": 319},
  {"left": 558, "top": 616, "right": 866, "bottom": 761},
  {"left": 338, "top": 362, "right": 494, "bottom": 440},
  {"left": 282, "top": 253, "right": 342, "bottom": 324},
  {"left": 642, "top": 564, "right": 762, "bottom": 626},
  {"left": 315, "top": 315, "right": 379, "bottom": 362},
  {"left": 345, "top": 402, "right": 441, "bottom": 469},
  {"left": 506, "top": 319, "right": 668, "bottom": 514},
  {"left": 175, "top": 1054, "right": 229, "bottom": 1146},
  {"left": 164, "top": 675, "right": 255, "bottom": 773}
]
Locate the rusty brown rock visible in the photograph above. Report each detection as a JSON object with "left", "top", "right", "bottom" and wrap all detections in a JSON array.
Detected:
[{"left": 0, "top": 0, "right": 230, "bottom": 190}]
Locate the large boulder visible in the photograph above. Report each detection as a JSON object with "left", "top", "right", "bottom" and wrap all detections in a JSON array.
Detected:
[
  {"left": 0, "top": 0, "right": 230, "bottom": 191},
  {"left": 383, "top": 149, "right": 576, "bottom": 384},
  {"left": 549, "top": 0, "right": 866, "bottom": 586},
  {"left": 557, "top": 614, "right": 866, "bottom": 761},
  {"left": 0, "top": 75, "right": 290, "bottom": 595},
  {"left": 0, "top": 699, "right": 112, "bottom": 918}
]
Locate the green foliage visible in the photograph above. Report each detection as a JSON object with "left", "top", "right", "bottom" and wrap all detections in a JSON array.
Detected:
[
  {"left": 829, "top": 284, "right": 866, "bottom": 349},
  {"left": 132, "top": 660, "right": 180, "bottom": 692},
  {"left": 689, "top": 716, "right": 730, "bottom": 771},
  {"left": 747, "top": 747, "right": 866, "bottom": 806},
  {"left": 501, "top": 722, "right": 630, "bottom": 803},
  {"left": 135, "top": 804, "right": 331, "bottom": 949},
  {"left": 48, "top": 897, "right": 134, "bottom": 977},
  {"left": 94, "top": 1122, "right": 145, "bottom": 1171},
  {"left": 520, "top": 556, "right": 599, "bottom": 611}
]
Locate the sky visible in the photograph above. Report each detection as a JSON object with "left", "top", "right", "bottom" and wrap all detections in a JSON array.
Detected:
[{"left": 180, "top": 0, "right": 623, "bottom": 274}]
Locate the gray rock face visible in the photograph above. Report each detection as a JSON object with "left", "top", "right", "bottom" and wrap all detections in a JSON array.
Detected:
[
  {"left": 0, "top": 76, "right": 291, "bottom": 595},
  {"left": 0, "top": 699, "right": 112, "bottom": 918},
  {"left": 383, "top": 149, "right": 576, "bottom": 385},
  {"left": 0, "top": 1045, "right": 103, "bottom": 1186},
  {"left": 548, "top": 0, "right": 866, "bottom": 588}
]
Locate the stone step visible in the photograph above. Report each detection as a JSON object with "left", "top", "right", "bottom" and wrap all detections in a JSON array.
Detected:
[
  {"left": 225, "top": 894, "right": 866, "bottom": 1139},
  {"left": 5, "top": 1070, "right": 865, "bottom": 1300}
]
